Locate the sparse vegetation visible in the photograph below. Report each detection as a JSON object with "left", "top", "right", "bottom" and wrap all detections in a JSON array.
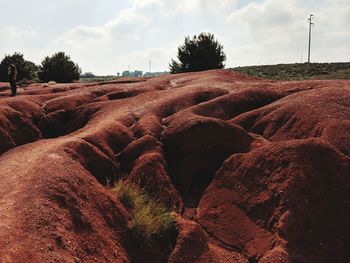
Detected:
[
  {"left": 17, "top": 78, "right": 36, "bottom": 87},
  {"left": 231, "top": 62, "right": 350, "bottom": 80},
  {"left": 112, "top": 180, "right": 175, "bottom": 239},
  {"left": 79, "top": 75, "right": 119, "bottom": 83}
]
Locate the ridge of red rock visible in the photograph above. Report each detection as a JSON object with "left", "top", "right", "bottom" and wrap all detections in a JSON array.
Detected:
[{"left": 0, "top": 70, "right": 349, "bottom": 262}]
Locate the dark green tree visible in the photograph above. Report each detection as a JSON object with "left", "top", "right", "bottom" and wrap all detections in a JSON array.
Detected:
[
  {"left": 169, "top": 32, "right": 226, "bottom": 74},
  {"left": 81, "top": 72, "right": 95, "bottom": 78},
  {"left": 122, "top": 70, "right": 131, "bottom": 77},
  {"left": 38, "top": 52, "right": 81, "bottom": 83},
  {"left": 133, "top": 70, "right": 143, "bottom": 77},
  {"left": 0, "top": 53, "right": 38, "bottom": 81}
]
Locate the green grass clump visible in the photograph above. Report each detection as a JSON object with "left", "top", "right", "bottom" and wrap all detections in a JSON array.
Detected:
[
  {"left": 113, "top": 181, "right": 140, "bottom": 209},
  {"left": 112, "top": 180, "right": 175, "bottom": 239}
]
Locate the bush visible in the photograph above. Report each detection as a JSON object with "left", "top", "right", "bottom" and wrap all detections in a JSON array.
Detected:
[
  {"left": 169, "top": 32, "right": 226, "bottom": 73},
  {"left": 38, "top": 52, "right": 81, "bottom": 83},
  {"left": 112, "top": 180, "right": 175, "bottom": 239},
  {"left": 17, "top": 78, "right": 36, "bottom": 87},
  {"left": 0, "top": 53, "right": 38, "bottom": 82},
  {"left": 80, "top": 72, "right": 95, "bottom": 78}
]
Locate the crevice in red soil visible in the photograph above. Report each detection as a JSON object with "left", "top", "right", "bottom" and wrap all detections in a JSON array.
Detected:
[
  {"left": 122, "top": 228, "right": 179, "bottom": 263},
  {"left": 84, "top": 78, "right": 148, "bottom": 87},
  {"left": 38, "top": 97, "right": 101, "bottom": 139},
  {"left": 193, "top": 88, "right": 282, "bottom": 121},
  {"left": 196, "top": 219, "right": 249, "bottom": 259},
  {"left": 245, "top": 193, "right": 281, "bottom": 231},
  {"left": 197, "top": 213, "right": 270, "bottom": 262},
  {"left": 106, "top": 89, "right": 146, "bottom": 100},
  {"left": 0, "top": 102, "right": 43, "bottom": 155},
  {"left": 36, "top": 109, "right": 74, "bottom": 138},
  {"left": 64, "top": 139, "right": 119, "bottom": 186},
  {"left": 161, "top": 116, "right": 253, "bottom": 209},
  {"left": 0, "top": 94, "right": 104, "bottom": 157},
  {"left": 180, "top": 170, "right": 216, "bottom": 209},
  {"left": 52, "top": 193, "right": 93, "bottom": 233}
]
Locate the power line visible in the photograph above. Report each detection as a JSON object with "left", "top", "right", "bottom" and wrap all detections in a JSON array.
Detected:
[{"left": 307, "top": 14, "right": 314, "bottom": 68}]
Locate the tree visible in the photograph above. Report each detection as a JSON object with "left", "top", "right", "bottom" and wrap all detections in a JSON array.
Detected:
[
  {"left": 133, "top": 70, "right": 143, "bottom": 77},
  {"left": 169, "top": 32, "right": 226, "bottom": 74},
  {"left": 122, "top": 70, "right": 131, "bottom": 77},
  {"left": 0, "top": 53, "right": 38, "bottom": 81},
  {"left": 122, "top": 70, "right": 143, "bottom": 77},
  {"left": 38, "top": 52, "right": 81, "bottom": 83},
  {"left": 81, "top": 72, "right": 95, "bottom": 78}
]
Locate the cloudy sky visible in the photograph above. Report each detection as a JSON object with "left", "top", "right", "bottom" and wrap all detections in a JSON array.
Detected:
[{"left": 0, "top": 0, "right": 349, "bottom": 75}]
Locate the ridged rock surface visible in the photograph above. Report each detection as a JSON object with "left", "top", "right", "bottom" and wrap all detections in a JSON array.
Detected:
[{"left": 0, "top": 70, "right": 349, "bottom": 262}]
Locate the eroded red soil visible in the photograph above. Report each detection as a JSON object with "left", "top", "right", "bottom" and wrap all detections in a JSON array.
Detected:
[{"left": 0, "top": 70, "right": 349, "bottom": 262}]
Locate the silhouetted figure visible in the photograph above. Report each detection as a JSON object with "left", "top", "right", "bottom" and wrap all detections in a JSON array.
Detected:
[{"left": 7, "top": 60, "right": 17, "bottom": 96}]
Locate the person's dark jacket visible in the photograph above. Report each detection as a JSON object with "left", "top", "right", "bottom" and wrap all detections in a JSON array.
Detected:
[{"left": 8, "top": 64, "right": 17, "bottom": 81}]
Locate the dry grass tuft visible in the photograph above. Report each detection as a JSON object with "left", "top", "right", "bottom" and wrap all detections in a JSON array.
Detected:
[{"left": 112, "top": 180, "right": 175, "bottom": 239}]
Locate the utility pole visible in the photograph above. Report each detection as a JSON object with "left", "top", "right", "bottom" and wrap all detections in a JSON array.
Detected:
[
  {"left": 307, "top": 14, "right": 314, "bottom": 69},
  {"left": 149, "top": 60, "right": 152, "bottom": 74}
]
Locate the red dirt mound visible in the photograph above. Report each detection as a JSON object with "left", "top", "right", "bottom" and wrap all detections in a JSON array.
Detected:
[
  {"left": 197, "top": 139, "right": 350, "bottom": 262},
  {"left": 0, "top": 70, "right": 350, "bottom": 262}
]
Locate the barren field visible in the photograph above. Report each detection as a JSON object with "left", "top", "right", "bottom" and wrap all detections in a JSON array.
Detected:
[{"left": 0, "top": 70, "right": 349, "bottom": 262}]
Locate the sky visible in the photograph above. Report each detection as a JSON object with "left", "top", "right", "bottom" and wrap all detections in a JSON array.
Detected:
[{"left": 0, "top": 0, "right": 349, "bottom": 75}]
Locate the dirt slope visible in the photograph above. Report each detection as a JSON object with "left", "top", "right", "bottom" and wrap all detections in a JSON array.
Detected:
[{"left": 0, "top": 70, "right": 349, "bottom": 262}]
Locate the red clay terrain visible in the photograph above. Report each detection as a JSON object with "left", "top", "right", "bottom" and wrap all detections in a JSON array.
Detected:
[{"left": 0, "top": 70, "right": 349, "bottom": 262}]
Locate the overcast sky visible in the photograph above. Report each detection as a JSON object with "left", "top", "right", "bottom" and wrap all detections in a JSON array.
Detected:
[{"left": 0, "top": 0, "right": 349, "bottom": 75}]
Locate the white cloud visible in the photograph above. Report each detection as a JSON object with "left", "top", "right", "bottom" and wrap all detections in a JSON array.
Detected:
[
  {"left": 55, "top": 26, "right": 106, "bottom": 47},
  {"left": 228, "top": 0, "right": 302, "bottom": 38},
  {"left": 133, "top": 0, "right": 232, "bottom": 15},
  {"left": 1, "top": 25, "right": 35, "bottom": 40},
  {"left": 49, "top": 0, "right": 240, "bottom": 74},
  {"left": 1, "top": 0, "right": 349, "bottom": 74},
  {"left": 0, "top": 25, "right": 37, "bottom": 57}
]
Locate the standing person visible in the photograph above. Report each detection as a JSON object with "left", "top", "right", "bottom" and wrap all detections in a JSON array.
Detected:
[{"left": 7, "top": 60, "right": 17, "bottom": 96}]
